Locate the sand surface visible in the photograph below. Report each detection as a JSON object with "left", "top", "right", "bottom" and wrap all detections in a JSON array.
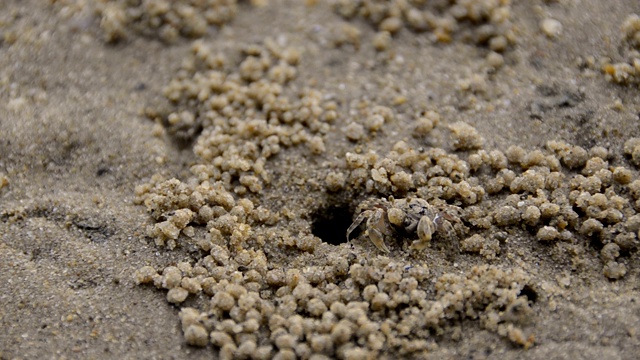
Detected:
[{"left": 1, "top": 0, "right": 640, "bottom": 359}]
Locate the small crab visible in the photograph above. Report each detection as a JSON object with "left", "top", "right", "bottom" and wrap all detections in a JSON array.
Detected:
[{"left": 346, "top": 196, "right": 460, "bottom": 253}]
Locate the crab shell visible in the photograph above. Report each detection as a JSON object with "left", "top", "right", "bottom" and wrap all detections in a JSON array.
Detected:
[
  {"left": 386, "top": 204, "right": 437, "bottom": 251},
  {"left": 347, "top": 197, "right": 456, "bottom": 253}
]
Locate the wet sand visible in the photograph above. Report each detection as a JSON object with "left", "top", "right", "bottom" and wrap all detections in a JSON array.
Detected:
[{"left": 1, "top": 1, "right": 639, "bottom": 359}]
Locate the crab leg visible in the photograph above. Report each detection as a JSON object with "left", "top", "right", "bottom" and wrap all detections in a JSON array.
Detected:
[
  {"left": 368, "top": 209, "right": 391, "bottom": 253},
  {"left": 346, "top": 212, "right": 368, "bottom": 242}
]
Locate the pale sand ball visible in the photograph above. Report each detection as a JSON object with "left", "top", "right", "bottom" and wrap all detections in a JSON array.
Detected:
[
  {"left": 506, "top": 145, "right": 526, "bottom": 164},
  {"left": 582, "top": 157, "right": 608, "bottom": 176},
  {"left": 600, "top": 243, "right": 620, "bottom": 262},
  {"left": 343, "top": 347, "right": 369, "bottom": 360},
  {"left": 523, "top": 206, "right": 541, "bottom": 226},
  {"left": 622, "top": 14, "right": 640, "bottom": 48},
  {"left": 212, "top": 291, "right": 236, "bottom": 311},
  {"left": 536, "top": 226, "right": 559, "bottom": 241},
  {"left": 629, "top": 179, "right": 640, "bottom": 199},
  {"left": 379, "top": 17, "right": 403, "bottom": 34},
  {"left": 365, "top": 114, "right": 385, "bottom": 131},
  {"left": 489, "top": 35, "right": 508, "bottom": 52},
  {"left": 613, "top": 167, "right": 633, "bottom": 184},
  {"left": 308, "top": 135, "right": 326, "bottom": 154},
  {"left": 460, "top": 234, "right": 485, "bottom": 253},
  {"left": 390, "top": 171, "right": 414, "bottom": 192},
  {"left": 540, "top": 18, "right": 562, "bottom": 38},
  {"left": 413, "top": 111, "right": 440, "bottom": 136},
  {"left": 333, "top": 23, "right": 362, "bottom": 49},
  {"left": 134, "top": 265, "right": 157, "bottom": 284},
  {"left": 449, "top": 122, "right": 484, "bottom": 150},
  {"left": 623, "top": 138, "right": 640, "bottom": 165},
  {"left": 565, "top": 146, "right": 589, "bottom": 169},
  {"left": 181, "top": 277, "right": 202, "bottom": 294},
  {"left": 325, "top": 171, "right": 345, "bottom": 191},
  {"left": 100, "top": 3, "right": 128, "bottom": 43},
  {"left": 486, "top": 51, "right": 504, "bottom": 69},
  {"left": 626, "top": 214, "right": 640, "bottom": 232},
  {"left": 493, "top": 206, "right": 520, "bottom": 226},
  {"left": 614, "top": 232, "right": 638, "bottom": 250},
  {"left": 167, "top": 287, "right": 189, "bottom": 304},
  {"left": 589, "top": 146, "right": 608, "bottom": 159},
  {"left": 237, "top": 340, "right": 258, "bottom": 358},
  {"left": 344, "top": 122, "right": 365, "bottom": 141},
  {"left": 184, "top": 324, "right": 209, "bottom": 347},
  {"left": 580, "top": 218, "right": 604, "bottom": 236},
  {"left": 370, "top": 292, "right": 390, "bottom": 311},
  {"left": 603, "top": 261, "right": 627, "bottom": 280},
  {"left": 307, "top": 298, "right": 328, "bottom": 316},
  {"left": 210, "top": 331, "right": 235, "bottom": 347},
  {"left": 162, "top": 266, "right": 183, "bottom": 289},
  {"left": 373, "top": 31, "right": 392, "bottom": 51}
]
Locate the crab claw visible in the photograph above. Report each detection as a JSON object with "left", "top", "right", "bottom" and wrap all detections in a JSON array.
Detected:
[
  {"left": 368, "top": 227, "right": 390, "bottom": 253},
  {"left": 412, "top": 215, "right": 434, "bottom": 250}
]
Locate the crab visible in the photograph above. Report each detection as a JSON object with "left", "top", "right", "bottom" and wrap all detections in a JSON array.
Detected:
[{"left": 346, "top": 196, "right": 460, "bottom": 253}]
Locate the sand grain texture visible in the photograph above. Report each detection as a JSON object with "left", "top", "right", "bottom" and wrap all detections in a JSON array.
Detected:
[{"left": 1, "top": 0, "right": 640, "bottom": 359}]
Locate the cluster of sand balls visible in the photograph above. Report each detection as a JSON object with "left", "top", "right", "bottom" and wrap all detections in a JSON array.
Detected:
[
  {"left": 602, "top": 14, "right": 640, "bottom": 85},
  {"left": 330, "top": 117, "right": 488, "bottom": 204},
  {"left": 130, "top": 29, "right": 640, "bottom": 356},
  {"left": 473, "top": 140, "right": 639, "bottom": 278},
  {"left": 330, "top": 120, "right": 639, "bottom": 278},
  {"left": 136, "top": 255, "right": 535, "bottom": 358},
  {"left": 131, "top": 38, "right": 546, "bottom": 352},
  {"left": 333, "top": 0, "right": 516, "bottom": 52},
  {"left": 134, "top": 37, "right": 346, "bottom": 287},
  {"left": 469, "top": 140, "right": 638, "bottom": 276},
  {"left": 143, "top": 39, "right": 337, "bottom": 197},
  {"left": 136, "top": 38, "right": 342, "bottom": 257},
  {"left": 97, "top": 0, "right": 240, "bottom": 43},
  {"left": 136, "top": 107, "right": 639, "bottom": 355},
  {"left": 135, "top": 175, "right": 282, "bottom": 251}
]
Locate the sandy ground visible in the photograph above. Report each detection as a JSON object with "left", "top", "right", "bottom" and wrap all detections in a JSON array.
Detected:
[{"left": 1, "top": 0, "right": 640, "bottom": 359}]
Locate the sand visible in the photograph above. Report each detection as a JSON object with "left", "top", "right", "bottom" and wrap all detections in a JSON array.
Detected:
[{"left": 1, "top": 0, "right": 639, "bottom": 359}]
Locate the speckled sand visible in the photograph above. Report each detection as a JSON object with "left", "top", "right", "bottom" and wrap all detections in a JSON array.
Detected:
[{"left": 1, "top": 1, "right": 640, "bottom": 359}]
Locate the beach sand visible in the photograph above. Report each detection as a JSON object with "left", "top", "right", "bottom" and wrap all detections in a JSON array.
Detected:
[{"left": 1, "top": 1, "right": 639, "bottom": 358}]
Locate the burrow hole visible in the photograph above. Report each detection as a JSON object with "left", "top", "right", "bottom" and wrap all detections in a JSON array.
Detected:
[
  {"left": 311, "top": 203, "right": 357, "bottom": 246},
  {"left": 518, "top": 285, "right": 538, "bottom": 303}
]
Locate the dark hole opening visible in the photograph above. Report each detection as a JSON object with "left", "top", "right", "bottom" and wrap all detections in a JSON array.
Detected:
[
  {"left": 588, "top": 235, "right": 604, "bottom": 252},
  {"left": 96, "top": 167, "right": 109, "bottom": 177},
  {"left": 519, "top": 284, "right": 538, "bottom": 303},
  {"left": 311, "top": 204, "right": 355, "bottom": 246}
]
